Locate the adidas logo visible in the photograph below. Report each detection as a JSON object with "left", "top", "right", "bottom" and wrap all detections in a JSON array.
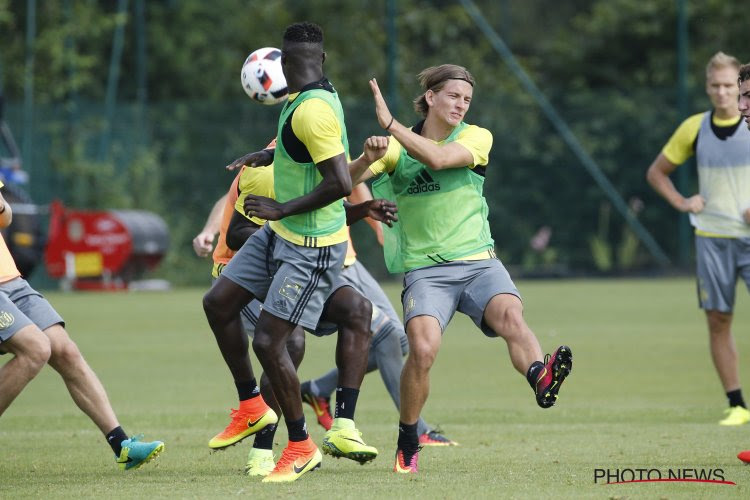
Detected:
[{"left": 406, "top": 170, "right": 441, "bottom": 194}]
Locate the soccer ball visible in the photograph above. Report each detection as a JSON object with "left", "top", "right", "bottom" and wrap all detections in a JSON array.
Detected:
[{"left": 240, "top": 47, "right": 288, "bottom": 105}]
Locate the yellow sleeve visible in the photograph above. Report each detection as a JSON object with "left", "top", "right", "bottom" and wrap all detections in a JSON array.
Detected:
[
  {"left": 662, "top": 113, "right": 703, "bottom": 165},
  {"left": 234, "top": 165, "right": 275, "bottom": 226},
  {"left": 453, "top": 124, "right": 493, "bottom": 168},
  {"left": 368, "top": 138, "right": 402, "bottom": 176},
  {"left": 291, "top": 98, "right": 345, "bottom": 164}
]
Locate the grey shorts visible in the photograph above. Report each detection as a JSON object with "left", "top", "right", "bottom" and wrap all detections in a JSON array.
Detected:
[
  {"left": 222, "top": 224, "right": 347, "bottom": 331},
  {"left": 315, "top": 259, "right": 403, "bottom": 337},
  {"left": 401, "top": 259, "right": 519, "bottom": 337},
  {"left": 695, "top": 235, "right": 750, "bottom": 313},
  {"left": 0, "top": 277, "right": 64, "bottom": 347}
]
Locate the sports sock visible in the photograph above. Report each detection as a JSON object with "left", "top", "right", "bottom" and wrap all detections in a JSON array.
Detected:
[
  {"left": 334, "top": 387, "right": 359, "bottom": 420},
  {"left": 235, "top": 378, "right": 260, "bottom": 401},
  {"left": 398, "top": 421, "right": 419, "bottom": 463},
  {"left": 526, "top": 361, "right": 545, "bottom": 389},
  {"left": 106, "top": 426, "right": 129, "bottom": 456},
  {"left": 286, "top": 417, "right": 308, "bottom": 442},
  {"left": 253, "top": 423, "right": 277, "bottom": 450},
  {"left": 727, "top": 389, "right": 746, "bottom": 408}
]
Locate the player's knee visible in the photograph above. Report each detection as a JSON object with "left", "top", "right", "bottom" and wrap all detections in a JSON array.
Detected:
[
  {"left": 329, "top": 293, "right": 372, "bottom": 335},
  {"left": 706, "top": 310, "right": 732, "bottom": 334},
  {"left": 50, "top": 336, "right": 84, "bottom": 368},
  {"left": 286, "top": 330, "right": 305, "bottom": 367},
  {"left": 409, "top": 341, "right": 438, "bottom": 370},
  {"left": 202, "top": 290, "right": 227, "bottom": 322},
  {"left": 17, "top": 329, "right": 51, "bottom": 373},
  {"left": 251, "top": 331, "right": 276, "bottom": 359}
]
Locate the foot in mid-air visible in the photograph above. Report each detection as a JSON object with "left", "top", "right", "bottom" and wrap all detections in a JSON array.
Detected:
[
  {"left": 262, "top": 437, "right": 322, "bottom": 483},
  {"left": 301, "top": 386, "right": 333, "bottom": 431},
  {"left": 245, "top": 447, "right": 275, "bottom": 477},
  {"left": 535, "top": 345, "right": 573, "bottom": 408},
  {"left": 719, "top": 406, "right": 750, "bottom": 426},
  {"left": 208, "top": 398, "right": 278, "bottom": 449},
  {"left": 321, "top": 417, "right": 378, "bottom": 464},
  {"left": 419, "top": 429, "right": 458, "bottom": 447},
  {"left": 393, "top": 447, "right": 419, "bottom": 474},
  {"left": 116, "top": 435, "right": 165, "bottom": 470}
]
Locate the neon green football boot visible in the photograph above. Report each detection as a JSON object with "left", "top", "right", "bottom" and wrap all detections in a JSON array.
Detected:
[{"left": 321, "top": 417, "right": 378, "bottom": 464}]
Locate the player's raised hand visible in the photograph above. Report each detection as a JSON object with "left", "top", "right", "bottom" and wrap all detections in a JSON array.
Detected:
[
  {"left": 369, "top": 78, "right": 397, "bottom": 131},
  {"left": 245, "top": 194, "right": 285, "bottom": 221},
  {"left": 226, "top": 149, "right": 274, "bottom": 171},
  {"left": 365, "top": 199, "right": 398, "bottom": 227},
  {"left": 363, "top": 136, "right": 390, "bottom": 163}
]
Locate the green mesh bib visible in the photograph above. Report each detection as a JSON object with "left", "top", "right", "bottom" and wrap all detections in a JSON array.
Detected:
[
  {"left": 372, "top": 122, "right": 494, "bottom": 273},
  {"left": 274, "top": 87, "right": 348, "bottom": 238}
]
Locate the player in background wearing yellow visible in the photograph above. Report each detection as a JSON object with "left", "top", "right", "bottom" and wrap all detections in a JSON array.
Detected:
[
  {"left": 647, "top": 52, "right": 750, "bottom": 426},
  {"left": 0, "top": 182, "right": 164, "bottom": 470},
  {"left": 350, "top": 65, "right": 573, "bottom": 474}
]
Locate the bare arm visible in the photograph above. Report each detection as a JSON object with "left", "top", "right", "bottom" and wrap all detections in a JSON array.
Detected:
[
  {"left": 369, "top": 78, "right": 473, "bottom": 170},
  {"left": 192, "top": 193, "right": 227, "bottom": 257},
  {"left": 646, "top": 153, "right": 704, "bottom": 213},
  {"left": 0, "top": 192, "right": 12, "bottom": 229},
  {"left": 244, "top": 153, "right": 352, "bottom": 221},
  {"left": 348, "top": 182, "right": 384, "bottom": 244}
]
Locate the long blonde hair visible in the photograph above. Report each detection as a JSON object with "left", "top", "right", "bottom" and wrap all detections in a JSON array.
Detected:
[{"left": 413, "top": 64, "right": 475, "bottom": 117}]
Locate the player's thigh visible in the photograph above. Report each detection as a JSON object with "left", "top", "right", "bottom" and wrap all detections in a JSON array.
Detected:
[{"left": 401, "top": 265, "right": 461, "bottom": 334}]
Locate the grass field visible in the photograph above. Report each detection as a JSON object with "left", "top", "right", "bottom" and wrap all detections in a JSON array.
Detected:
[{"left": 2, "top": 277, "right": 750, "bottom": 498}]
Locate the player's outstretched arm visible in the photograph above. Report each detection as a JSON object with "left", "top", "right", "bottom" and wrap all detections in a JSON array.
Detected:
[
  {"left": 226, "top": 148, "right": 274, "bottom": 171},
  {"left": 369, "top": 78, "right": 473, "bottom": 171},
  {"left": 192, "top": 193, "right": 227, "bottom": 257},
  {"left": 344, "top": 199, "right": 398, "bottom": 227}
]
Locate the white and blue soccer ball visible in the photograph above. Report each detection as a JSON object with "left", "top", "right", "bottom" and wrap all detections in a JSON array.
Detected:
[{"left": 240, "top": 47, "right": 288, "bottom": 105}]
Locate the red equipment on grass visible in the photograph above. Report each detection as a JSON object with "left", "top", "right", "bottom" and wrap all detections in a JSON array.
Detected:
[{"left": 44, "top": 200, "right": 169, "bottom": 290}]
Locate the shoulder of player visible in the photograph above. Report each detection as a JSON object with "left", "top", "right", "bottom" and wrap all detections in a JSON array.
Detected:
[{"left": 456, "top": 123, "right": 492, "bottom": 140}]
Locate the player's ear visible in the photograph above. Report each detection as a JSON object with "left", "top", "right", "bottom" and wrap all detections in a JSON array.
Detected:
[{"left": 321, "top": 51, "right": 326, "bottom": 64}]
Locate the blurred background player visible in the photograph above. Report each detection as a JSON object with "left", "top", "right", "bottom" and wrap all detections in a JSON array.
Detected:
[
  {"left": 351, "top": 65, "right": 573, "bottom": 473},
  {"left": 0, "top": 182, "right": 164, "bottom": 471},
  {"left": 646, "top": 52, "right": 750, "bottom": 426}
]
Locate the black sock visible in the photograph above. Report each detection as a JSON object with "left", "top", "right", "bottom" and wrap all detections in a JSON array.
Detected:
[
  {"left": 398, "top": 421, "right": 419, "bottom": 462},
  {"left": 253, "top": 423, "right": 277, "bottom": 450},
  {"left": 334, "top": 387, "right": 359, "bottom": 420},
  {"left": 727, "top": 389, "right": 746, "bottom": 408},
  {"left": 106, "top": 426, "right": 129, "bottom": 457},
  {"left": 235, "top": 378, "right": 259, "bottom": 401},
  {"left": 526, "top": 361, "right": 545, "bottom": 390},
  {"left": 286, "top": 417, "right": 308, "bottom": 442}
]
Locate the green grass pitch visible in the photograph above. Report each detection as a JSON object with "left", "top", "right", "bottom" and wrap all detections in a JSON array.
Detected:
[{"left": 2, "top": 278, "right": 750, "bottom": 498}]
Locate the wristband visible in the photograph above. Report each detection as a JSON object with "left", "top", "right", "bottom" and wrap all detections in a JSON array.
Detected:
[{"left": 385, "top": 116, "right": 395, "bottom": 131}]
